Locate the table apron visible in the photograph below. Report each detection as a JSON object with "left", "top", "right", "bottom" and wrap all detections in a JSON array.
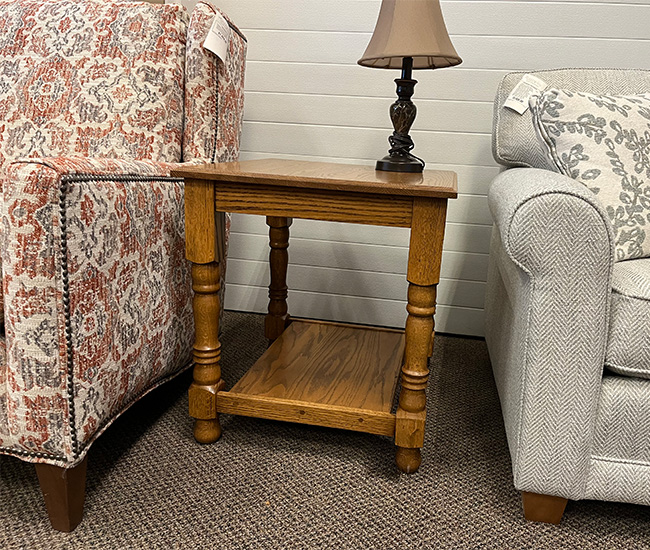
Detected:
[{"left": 215, "top": 183, "right": 414, "bottom": 227}]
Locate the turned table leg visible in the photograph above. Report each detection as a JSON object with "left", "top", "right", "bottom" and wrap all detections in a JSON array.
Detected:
[
  {"left": 184, "top": 178, "right": 226, "bottom": 443},
  {"left": 396, "top": 284, "right": 437, "bottom": 473},
  {"left": 189, "top": 261, "right": 225, "bottom": 443},
  {"left": 265, "top": 216, "right": 292, "bottom": 342},
  {"left": 395, "top": 197, "right": 448, "bottom": 473}
]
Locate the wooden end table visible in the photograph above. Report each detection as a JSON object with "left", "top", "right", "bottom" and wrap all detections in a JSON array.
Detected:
[{"left": 171, "top": 159, "right": 457, "bottom": 473}]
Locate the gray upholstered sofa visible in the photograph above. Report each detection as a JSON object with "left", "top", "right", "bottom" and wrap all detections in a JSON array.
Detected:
[{"left": 486, "top": 68, "right": 650, "bottom": 523}]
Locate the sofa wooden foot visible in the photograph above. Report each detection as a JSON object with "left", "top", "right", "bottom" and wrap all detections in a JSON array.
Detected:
[
  {"left": 35, "top": 456, "right": 88, "bottom": 532},
  {"left": 522, "top": 491, "right": 568, "bottom": 524}
]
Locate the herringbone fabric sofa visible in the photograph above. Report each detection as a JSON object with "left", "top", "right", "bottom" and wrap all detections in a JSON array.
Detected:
[
  {"left": 486, "top": 68, "right": 650, "bottom": 523},
  {"left": 0, "top": 0, "right": 246, "bottom": 531}
]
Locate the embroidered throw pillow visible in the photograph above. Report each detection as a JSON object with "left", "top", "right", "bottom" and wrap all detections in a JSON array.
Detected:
[{"left": 531, "top": 88, "right": 650, "bottom": 261}]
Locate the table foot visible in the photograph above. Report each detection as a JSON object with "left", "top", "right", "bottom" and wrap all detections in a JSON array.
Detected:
[
  {"left": 193, "top": 418, "right": 222, "bottom": 444},
  {"left": 396, "top": 446, "right": 421, "bottom": 473}
]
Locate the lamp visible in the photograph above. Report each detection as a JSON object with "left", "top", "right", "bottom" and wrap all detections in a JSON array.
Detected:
[{"left": 358, "top": 0, "right": 462, "bottom": 173}]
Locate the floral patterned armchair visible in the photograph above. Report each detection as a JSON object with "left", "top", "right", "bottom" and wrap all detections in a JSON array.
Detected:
[{"left": 0, "top": 0, "right": 246, "bottom": 531}]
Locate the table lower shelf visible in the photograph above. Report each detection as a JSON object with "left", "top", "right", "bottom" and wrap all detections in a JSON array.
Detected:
[{"left": 216, "top": 319, "right": 406, "bottom": 436}]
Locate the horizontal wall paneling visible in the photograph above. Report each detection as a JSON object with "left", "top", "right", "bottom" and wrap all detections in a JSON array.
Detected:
[
  {"left": 227, "top": 233, "right": 489, "bottom": 283},
  {"left": 224, "top": 284, "right": 486, "bottom": 336},
  {"left": 208, "top": 1, "right": 650, "bottom": 40}
]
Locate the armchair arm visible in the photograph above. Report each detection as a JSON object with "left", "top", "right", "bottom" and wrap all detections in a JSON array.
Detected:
[
  {"left": 487, "top": 168, "right": 615, "bottom": 499},
  {"left": 1, "top": 157, "right": 193, "bottom": 466}
]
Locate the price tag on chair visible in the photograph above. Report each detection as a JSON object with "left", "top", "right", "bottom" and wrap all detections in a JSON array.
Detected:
[
  {"left": 504, "top": 74, "right": 547, "bottom": 115},
  {"left": 203, "top": 11, "right": 230, "bottom": 61}
]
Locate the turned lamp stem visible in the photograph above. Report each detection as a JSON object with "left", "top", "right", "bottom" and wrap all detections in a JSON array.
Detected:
[{"left": 376, "top": 57, "right": 425, "bottom": 173}]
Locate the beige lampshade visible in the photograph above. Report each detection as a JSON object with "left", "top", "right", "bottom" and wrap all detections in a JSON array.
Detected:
[{"left": 358, "top": 0, "right": 462, "bottom": 70}]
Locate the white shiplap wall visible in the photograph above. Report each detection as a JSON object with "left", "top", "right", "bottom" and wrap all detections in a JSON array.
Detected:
[{"left": 171, "top": 0, "right": 650, "bottom": 336}]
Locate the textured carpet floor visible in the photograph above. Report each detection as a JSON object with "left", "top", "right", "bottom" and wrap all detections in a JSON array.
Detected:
[{"left": 1, "top": 311, "right": 649, "bottom": 549}]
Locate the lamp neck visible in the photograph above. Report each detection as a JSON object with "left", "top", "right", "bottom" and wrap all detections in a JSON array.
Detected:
[
  {"left": 395, "top": 57, "right": 417, "bottom": 103},
  {"left": 401, "top": 56, "right": 413, "bottom": 80}
]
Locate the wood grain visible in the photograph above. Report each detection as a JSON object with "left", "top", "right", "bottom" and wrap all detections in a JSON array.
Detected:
[
  {"left": 522, "top": 492, "right": 568, "bottom": 524},
  {"left": 294, "top": 317, "right": 404, "bottom": 335},
  {"left": 407, "top": 197, "right": 449, "bottom": 287},
  {"left": 216, "top": 183, "right": 413, "bottom": 227},
  {"left": 184, "top": 178, "right": 217, "bottom": 264},
  {"left": 229, "top": 320, "right": 404, "bottom": 413},
  {"left": 395, "top": 282, "right": 437, "bottom": 473},
  {"left": 395, "top": 196, "right": 449, "bottom": 473},
  {"left": 171, "top": 159, "right": 457, "bottom": 199},
  {"left": 188, "top": 262, "right": 224, "bottom": 443},
  {"left": 217, "top": 393, "right": 396, "bottom": 436},
  {"left": 181, "top": 159, "right": 455, "bottom": 473}
]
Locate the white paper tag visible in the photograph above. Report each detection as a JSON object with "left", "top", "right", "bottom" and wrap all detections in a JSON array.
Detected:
[
  {"left": 203, "top": 11, "right": 230, "bottom": 61},
  {"left": 504, "top": 74, "right": 548, "bottom": 115}
]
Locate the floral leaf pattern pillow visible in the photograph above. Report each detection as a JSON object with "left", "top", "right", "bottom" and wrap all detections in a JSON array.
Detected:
[{"left": 531, "top": 88, "right": 650, "bottom": 261}]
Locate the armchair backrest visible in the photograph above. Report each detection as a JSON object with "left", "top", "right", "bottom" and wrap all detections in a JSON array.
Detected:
[
  {"left": 0, "top": 0, "right": 246, "bottom": 169},
  {"left": 0, "top": 0, "right": 190, "bottom": 168},
  {"left": 492, "top": 68, "right": 650, "bottom": 169},
  {"left": 183, "top": 1, "right": 246, "bottom": 164}
]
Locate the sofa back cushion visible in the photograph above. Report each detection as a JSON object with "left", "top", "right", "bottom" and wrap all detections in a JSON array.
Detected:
[
  {"left": 493, "top": 68, "right": 650, "bottom": 169},
  {"left": 531, "top": 89, "right": 650, "bottom": 261},
  {"left": 0, "top": 0, "right": 188, "bottom": 169}
]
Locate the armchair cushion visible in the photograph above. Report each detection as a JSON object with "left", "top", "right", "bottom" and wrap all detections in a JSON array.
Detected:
[
  {"left": 531, "top": 88, "right": 650, "bottom": 261},
  {"left": 607, "top": 258, "right": 650, "bottom": 379},
  {"left": 588, "top": 375, "right": 650, "bottom": 506}
]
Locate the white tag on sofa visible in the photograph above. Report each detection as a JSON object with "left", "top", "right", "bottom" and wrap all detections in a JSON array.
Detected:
[
  {"left": 504, "top": 74, "right": 547, "bottom": 114},
  {"left": 203, "top": 11, "right": 230, "bottom": 61}
]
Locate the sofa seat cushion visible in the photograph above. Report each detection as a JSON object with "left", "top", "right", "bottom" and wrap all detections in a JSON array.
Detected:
[
  {"left": 607, "top": 258, "right": 650, "bottom": 379},
  {"left": 0, "top": 0, "right": 188, "bottom": 168}
]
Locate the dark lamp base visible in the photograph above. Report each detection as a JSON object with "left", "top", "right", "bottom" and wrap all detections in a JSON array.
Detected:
[{"left": 376, "top": 154, "right": 424, "bottom": 173}]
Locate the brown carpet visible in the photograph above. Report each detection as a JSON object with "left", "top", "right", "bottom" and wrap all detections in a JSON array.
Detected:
[{"left": 1, "top": 311, "right": 649, "bottom": 549}]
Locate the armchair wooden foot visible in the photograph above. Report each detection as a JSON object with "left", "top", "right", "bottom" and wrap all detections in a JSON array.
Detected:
[
  {"left": 522, "top": 491, "right": 568, "bottom": 524},
  {"left": 35, "top": 456, "right": 88, "bottom": 532}
]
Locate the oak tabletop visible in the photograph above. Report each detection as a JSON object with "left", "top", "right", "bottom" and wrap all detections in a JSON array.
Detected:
[{"left": 171, "top": 158, "right": 458, "bottom": 199}]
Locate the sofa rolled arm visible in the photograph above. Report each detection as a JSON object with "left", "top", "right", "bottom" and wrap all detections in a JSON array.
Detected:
[
  {"left": 487, "top": 167, "right": 615, "bottom": 500},
  {"left": 490, "top": 167, "right": 615, "bottom": 263}
]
